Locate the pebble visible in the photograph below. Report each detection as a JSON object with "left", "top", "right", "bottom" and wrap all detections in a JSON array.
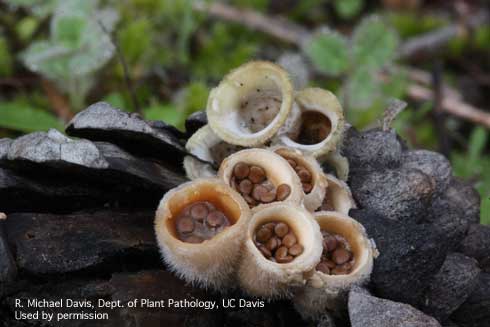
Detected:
[{"left": 254, "top": 221, "right": 303, "bottom": 263}]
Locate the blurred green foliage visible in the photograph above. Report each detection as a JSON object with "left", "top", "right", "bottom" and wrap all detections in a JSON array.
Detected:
[{"left": 0, "top": 0, "right": 489, "bottom": 224}]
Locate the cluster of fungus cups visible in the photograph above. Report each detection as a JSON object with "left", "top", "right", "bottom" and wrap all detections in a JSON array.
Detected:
[{"left": 155, "top": 60, "right": 376, "bottom": 318}]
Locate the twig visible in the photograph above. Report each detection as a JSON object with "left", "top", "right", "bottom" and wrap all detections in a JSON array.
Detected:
[
  {"left": 192, "top": 1, "right": 308, "bottom": 45},
  {"left": 41, "top": 79, "right": 74, "bottom": 123},
  {"left": 408, "top": 83, "right": 490, "bottom": 129},
  {"left": 97, "top": 21, "right": 141, "bottom": 114},
  {"left": 398, "top": 11, "right": 488, "bottom": 59},
  {"left": 193, "top": 1, "right": 490, "bottom": 129}
]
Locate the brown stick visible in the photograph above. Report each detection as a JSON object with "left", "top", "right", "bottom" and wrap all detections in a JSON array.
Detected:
[
  {"left": 193, "top": 1, "right": 308, "bottom": 45},
  {"left": 194, "top": 1, "right": 490, "bottom": 129},
  {"left": 41, "top": 79, "right": 74, "bottom": 123}
]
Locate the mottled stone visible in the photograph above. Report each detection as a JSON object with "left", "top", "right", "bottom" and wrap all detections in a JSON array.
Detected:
[
  {"left": 1, "top": 130, "right": 186, "bottom": 194},
  {"left": 66, "top": 102, "right": 186, "bottom": 164},
  {"left": 445, "top": 178, "right": 481, "bottom": 225},
  {"left": 451, "top": 273, "right": 490, "bottom": 327},
  {"left": 185, "top": 111, "right": 207, "bottom": 137},
  {"left": 5, "top": 211, "right": 159, "bottom": 275},
  {"left": 348, "top": 289, "right": 441, "bottom": 327},
  {"left": 422, "top": 253, "right": 480, "bottom": 321},
  {"left": 428, "top": 196, "right": 469, "bottom": 251},
  {"left": 401, "top": 150, "right": 452, "bottom": 195},
  {"left": 351, "top": 209, "right": 450, "bottom": 307},
  {"left": 461, "top": 224, "right": 490, "bottom": 272},
  {"left": 342, "top": 127, "right": 403, "bottom": 172},
  {"left": 0, "top": 138, "right": 12, "bottom": 160},
  {"left": 350, "top": 167, "right": 435, "bottom": 223}
]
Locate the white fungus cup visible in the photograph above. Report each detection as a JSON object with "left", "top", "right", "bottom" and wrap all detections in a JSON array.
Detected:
[
  {"left": 154, "top": 178, "right": 251, "bottom": 290},
  {"left": 238, "top": 203, "right": 323, "bottom": 298},
  {"left": 293, "top": 211, "right": 375, "bottom": 319}
]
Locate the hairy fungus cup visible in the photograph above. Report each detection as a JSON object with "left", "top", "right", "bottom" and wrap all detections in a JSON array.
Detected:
[
  {"left": 318, "top": 174, "right": 356, "bottom": 214},
  {"left": 218, "top": 148, "right": 303, "bottom": 210},
  {"left": 154, "top": 178, "right": 251, "bottom": 289},
  {"left": 207, "top": 61, "right": 294, "bottom": 147},
  {"left": 238, "top": 204, "right": 323, "bottom": 298},
  {"left": 278, "top": 88, "right": 345, "bottom": 158},
  {"left": 293, "top": 211, "right": 375, "bottom": 318},
  {"left": 272, "top": 146, "right": 328, "bottom": 211}
]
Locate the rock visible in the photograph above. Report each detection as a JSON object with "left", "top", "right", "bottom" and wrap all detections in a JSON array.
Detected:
[
  {"left": 0, "top": 217, "right": 17, "bottom": 295},
  {"left": 350, "top": 167, "right": 435, "bottom": 223},
  {"left": 428, "top": 196, "right": 469, "bottom": 251},
  {"left": 348, "top": 289, "right": 441, "bottom": 327},
  {"left": 1, "top": 129, "right": 186, "bottom": 194},
  {"left": 460, "top": 224, "right": 490, "bottom": 272},
  {"left": 451, "top": 273, "right": 490, "bottom": 327},
  {"left": 421, "top": 253, "right": 480, "bottom": 321},
  {"left": 0, "top": 138, "right": 12, "bottom": 160},
  {"left": 5, "top": 211, "right": 160, "bottom": 275},
  {"left": 445, "top": 178, "right": 481, "bottom": 225},
  {"left": 401, "top": 150, "right": 452, "bottom": 195},
  {"left": 342, "top": 128, "right": 403, "bottom": 172},
  {"left": 66, "top": 102, "right": 186, "bottom": 164},
  {"left": 0, "top": 167, "right": 154, "bottom": 213},
  {"left": 351, "top": 209, "right": 450, "bottom": 307},
  {"left": 185, "top": 111, "right": 207, "bottom": 137}
]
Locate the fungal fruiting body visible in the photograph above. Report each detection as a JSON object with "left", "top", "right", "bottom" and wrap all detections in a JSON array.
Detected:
[
  {"left": 318, "top": 174, "right": 356, "bottom": 214},
  {"left": 272, "top": 146, "right": 327, "bottom": 212},
  {"left": 278, "top": 88, "right": 345, "bottom": 158},
  {"left": 218, "top": 148, "right": 304, "bottom": 209},
  {"left": 206, "top": 61, "right": 294, "bottom": 147},
  {"left": 319, "top": 149, "right": 350, "bottom": 181},
  {"left": 238, "top": 204, "right": 323, "bottom": 298},
  {"left": 184, "top": 125, "right": 244, "bottom": 180},
  {"left": 154, "top": 178, "right": 251, "bottom": 289},
  {"left": 293, "top": 211, "right": 374, "bottom": 318}
]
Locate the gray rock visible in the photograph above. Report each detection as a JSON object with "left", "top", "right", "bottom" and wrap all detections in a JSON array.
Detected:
[
  {"left": 422, "top": 253, "right": 481, "bottom": 321},
  {"left": 428, "top": 196, "right": 469, "bottom": 251},
  {"left": 0, "top": 167, "right": 160, "bottom": 213},
  {"left": 342, "top": 128, "right": 403, "bottom": 172},
  {"left": 461, "top": 224, "right": 490, "bottom": 272},
  {"left": 1, "top": 129, "right": 186, "bottom": 194},
  {"left": 66, "top": 102, "right": 186, "bottom": 164},
  {"left": 445, "top": 178, "right": 481, "bottom": 225},
  {"left": 5, "top": 211, "right": 159, "bottom": 275},
  {"left": 351, "top": 209, "right": 451, "bottom": 307},
  {"left": 451, "top": 273, "right": 490, "bottom": 327},
  {"left": 0, "top": 138, "right": 12, "bottom": 160},
  {"left": 348, "top": 289, "right": 441, "bottom": 327},
  {"left": 185, "top": 111, "right": 207, "bottom": 137},
  {"left": 0, "top": 218, "right": 17, "bottom": 288},
  {"left": 401, "top": 150, "right": 452, "bottom": 195},
  {"left": 350, "top": 167, "right": 435, "bottom": 223}
]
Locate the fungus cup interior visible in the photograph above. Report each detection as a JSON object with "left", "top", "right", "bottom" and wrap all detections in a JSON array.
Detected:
[
  {"left": 213, "top": 66, "right": 287, "bottom": 136},
  {"left": 316, "top": 215, "right": 364, "bottom": 274},
  {"left": 275, "top": 149, "right": 317, "bottom": 188},
  {"left": 166, "top": 183, "right": 241, "bottom": 241},
  {"left": 290, "top": 110, "right": 332, "bottom": 145}
]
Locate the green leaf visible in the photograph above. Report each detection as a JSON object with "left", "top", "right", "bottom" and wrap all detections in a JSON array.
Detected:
[
  {"left": 144, "top": 104, "right": 186, "bottom": 130},
  {"left": 0, "top": 102, "right": 63, "bottom": 132},
  {"left": 468, "top": 126, "right": 488, "bottom": 162},
  {"left": 0, "top": 36, "right": 13, "bottom": 77},
  {"left": 352, "top": 16, "right": 399, "bottom": 69},
  {"left": 344, "top": 66, "right": 379, "bottom": 110},
  {"left": 52, "top": 15, "right": 86, "bottom": 48},
  {"left": 303, "top": 30, "right": 349, "bottom": 76},
  {"left": 334, "top": 0, "right": 363, "bottom": 19},
  {"left": 119, "top": 19, "right": 152, "bottom": 64},
  {"left": 16, "top": 17, "right": 39, "bottom": 42}
]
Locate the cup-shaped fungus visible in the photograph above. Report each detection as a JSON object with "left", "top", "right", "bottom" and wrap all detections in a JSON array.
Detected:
[
  {"left": 272, "top": 146, "right": 328, "bottom": 212},
  {"left": 218, "top": 148, "right": 303, "bottom": 209},
  {"left": 238, "top": 204, "right": 323, "bottom": 298},
  {"left": 318, "top": 174, "right": 356, "bottom": 214},
  {"left": 154, "top": 178, "right": 251, "bottom": 289},
  {"left": 278, "top": 88, "right": 345, "bottom": 158},
  {"left": 207, "top": 61, "right": 294, "bottom": 147},
  {"left": 293, "top": 211, "right": 375, "bottom": 318}
]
